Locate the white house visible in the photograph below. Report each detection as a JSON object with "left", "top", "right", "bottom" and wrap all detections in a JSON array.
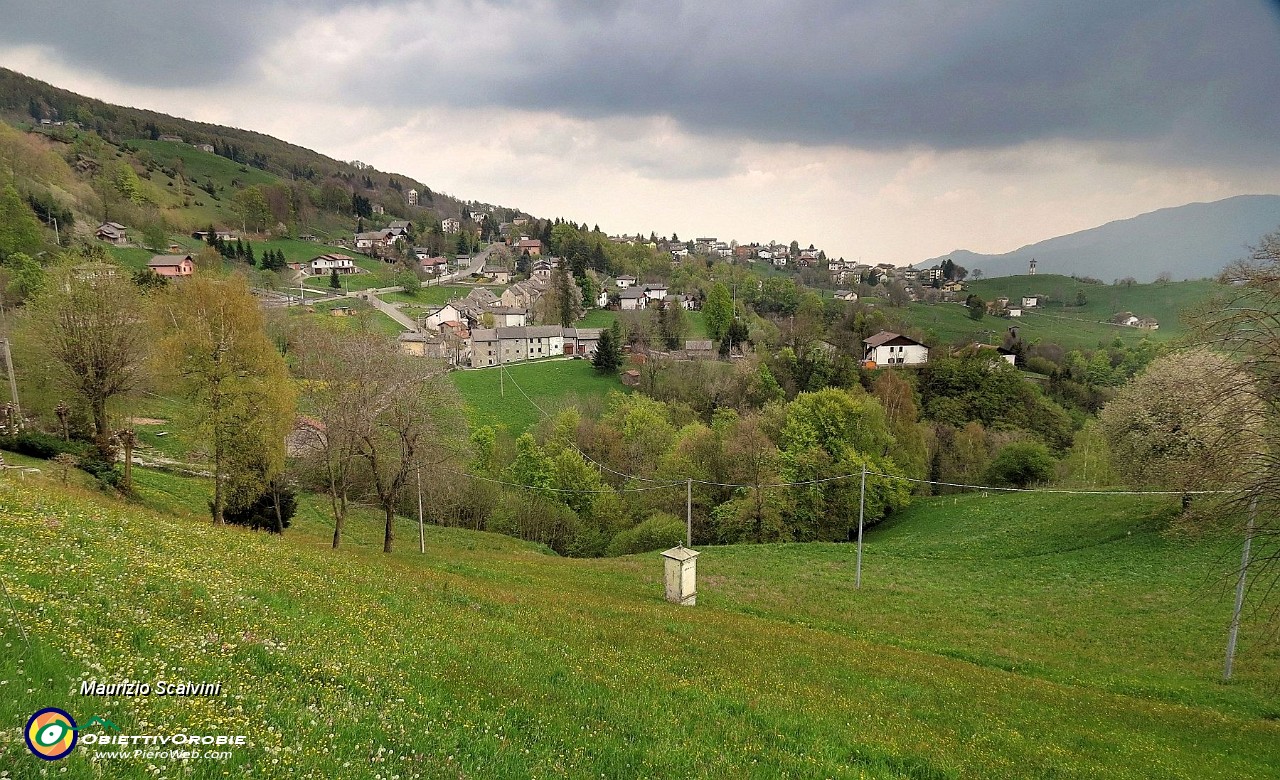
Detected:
[
  {"left": 1006, "top": 307, "right": 1023, "bottom": 318},
  {"left": 1021, "top": 296, "right": 1038, "bottom": 308},
  {"left": 616, "top": 275, "right": 637, "bottom": 289},
  {"left": 643, "top": 284, "right": 668, "bottom": 302},
  {"left": 421, "top": 303, "right": 464, "bottom": 331},
  {"left": 442, "top": 218, "right": 461, "bottom": 233},
  {"left": 863, "top": 331, "right": 929, "bottom": 366},
  {"left": 308, "top": 254, "right": 357, "bottom": 275}
]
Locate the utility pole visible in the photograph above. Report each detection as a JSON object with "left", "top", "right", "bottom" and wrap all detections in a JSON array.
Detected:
[
  {"left": 1, "top": 339, "right": 20, "bottom": 425},
  {"left": 686, "top": 478, "right": 692, "bottom": 546},
  {"left": 856, "top": 466, "right": 867, "bottom": 588},
  {"left": 417, "top": 466, "right": 425, "bottom": 554},
  {"left": 1224, "top": 496, "right": 1258, "bottom": 680}
]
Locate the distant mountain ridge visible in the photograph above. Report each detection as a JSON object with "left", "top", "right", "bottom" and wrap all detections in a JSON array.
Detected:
[{"left": 921, "top": 195, "right": 1280, "bottom": 283}]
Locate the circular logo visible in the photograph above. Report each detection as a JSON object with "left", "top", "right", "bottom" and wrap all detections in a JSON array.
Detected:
[{"left": 25, "top": 708, "right": 77, "bottom": 761}]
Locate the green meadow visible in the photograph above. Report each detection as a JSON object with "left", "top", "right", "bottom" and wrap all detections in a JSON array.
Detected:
[
  {"left": 0, "top": 456, "right": 1277, "bottom": 778},
  {"left": 450, "top": 359, "right": 626, "bottom": 434}
]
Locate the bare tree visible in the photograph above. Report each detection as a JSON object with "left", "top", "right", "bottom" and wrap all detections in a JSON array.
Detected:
[
  {"left": 296, "top": 324, "right": 462, "bottom": 552},
  {"left": 1189, "top": 229, "right": 1280, "bottom": 596}
]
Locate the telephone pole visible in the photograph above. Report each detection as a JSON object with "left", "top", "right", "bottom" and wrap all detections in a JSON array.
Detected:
[{"left": 856, "top": 466, "right": 867, "bottom": 589}]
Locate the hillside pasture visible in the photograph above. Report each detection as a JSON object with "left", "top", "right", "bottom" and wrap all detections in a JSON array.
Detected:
[{"left": 0, "top": 464, "right": 1277, "bottom": 778}]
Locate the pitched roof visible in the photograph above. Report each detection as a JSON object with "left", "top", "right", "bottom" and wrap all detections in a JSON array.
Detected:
[
  {"left": 863, "top": 331, "right": 925, "bottom": 348},
  {"left": 147, "top": 254, "right": 192, "bottom": 268},
  {"left": 620, "top": 287, "right": 648, "bottom": 299}
]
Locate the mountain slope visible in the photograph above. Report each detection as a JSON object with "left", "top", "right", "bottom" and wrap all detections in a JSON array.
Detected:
[
  {"left": 0, "top": 66, "right": 520, "bottom": 237},
  {"left": 922, "top": 195, "right": 1280, "bottom": 282}
]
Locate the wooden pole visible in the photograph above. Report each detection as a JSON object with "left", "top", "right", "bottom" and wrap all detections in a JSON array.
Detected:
[{"left": 686, "top": 478, "right": 692, "bottom": 546}]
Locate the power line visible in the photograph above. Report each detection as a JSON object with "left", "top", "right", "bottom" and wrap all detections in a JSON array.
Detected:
[{"left": 443, "top": 468, "right": 683, "bottom": 494}]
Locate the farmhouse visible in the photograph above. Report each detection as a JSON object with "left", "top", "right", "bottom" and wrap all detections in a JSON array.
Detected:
[
  {"left": 95, "top": 222, "right": 128, "bottom": 245},
  {"left": 398, "top": 331, "right": 446, "bottom": 359},
  {"left": 147, "top": 254, "right": 195, "bottom": 278},
  {"left": 863, "top": 331, "right": 929, "bottom": 367},
  {"left": 833, "top": 290, "right": 858, "bottom": 302},
  {"left": 307, "top": 254, "right": 357, "bottom": 275}
]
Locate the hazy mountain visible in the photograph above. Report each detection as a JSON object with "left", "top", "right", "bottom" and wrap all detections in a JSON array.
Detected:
[{"left": 921, "top": 195, "right": 1280, "bottom": 282}]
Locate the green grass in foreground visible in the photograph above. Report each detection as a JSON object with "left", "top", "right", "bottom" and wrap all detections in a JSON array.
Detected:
[
  {"left": 0, "top": 463, "right": 1277, "bottom": 778},
  {"left": 450, "top": 359, "right": 625, "bottom": 434}
]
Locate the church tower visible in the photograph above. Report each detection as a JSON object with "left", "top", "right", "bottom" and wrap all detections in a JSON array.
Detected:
[{"left": 1029, "top": 258, "right": 1037, "bottom": 275}]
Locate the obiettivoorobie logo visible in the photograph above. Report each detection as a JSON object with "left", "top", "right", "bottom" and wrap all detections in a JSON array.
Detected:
[{"left": 24, "top": 707, "right": 77, "bottom": 761}]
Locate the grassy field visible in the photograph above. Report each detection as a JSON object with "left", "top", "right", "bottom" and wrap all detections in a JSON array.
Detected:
[
  {"left": 899, "top": 275, "right": 1222, "bottom": 350},
  {"left": 451, "top": 359, "right": 626, "bottom": 434},
  {"left": 1, "top": 460, "right": 1277, "bottom": 778}
]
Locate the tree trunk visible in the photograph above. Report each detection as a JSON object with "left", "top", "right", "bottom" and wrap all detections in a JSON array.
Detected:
[
  {"left": 331, "top": 495, "right": 346, "bottom": 549},
  {"left": 92, "top": 399, "right": 111, "bottom": 456},
  {"left": 271, "top": 482, "right": 284, "bottom": 534},
  {"left": 383, "top": 504, "right": 394, "bottom": 553},
  {"left": 212, "top": 442, "right": 225, "bottom": 525}
]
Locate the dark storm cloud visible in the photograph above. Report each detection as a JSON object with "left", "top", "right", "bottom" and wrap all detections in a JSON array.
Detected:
[
  {"left": 3, "top": 0, "right": 1278, "bottom": 162},
  {"left": 0, "top": 0, "right": 397, "bottom": 86}
]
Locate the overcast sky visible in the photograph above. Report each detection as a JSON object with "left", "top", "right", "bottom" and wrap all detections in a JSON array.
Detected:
[{"left": 2, "top": 0, "right": 1278, "bottom": 264}]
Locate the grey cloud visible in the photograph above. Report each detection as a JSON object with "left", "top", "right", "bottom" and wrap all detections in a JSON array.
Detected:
[
  {"left": 3, "top": 0, "right": 1278, "bottom": 165},
  {"left": 0, "top": 0, "right": 395, "bottom": 86}
]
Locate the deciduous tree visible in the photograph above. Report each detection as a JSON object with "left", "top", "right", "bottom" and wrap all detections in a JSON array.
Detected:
[{"left": 155, "top": 273, "right": 295, "bottom": 524}]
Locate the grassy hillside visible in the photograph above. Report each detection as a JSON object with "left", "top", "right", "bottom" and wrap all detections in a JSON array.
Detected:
[
  {"left": 904, "top": 275, "right": 1221, "bottom": 349},
  {"left": 1, "top": 462, "right": 1277, "bottom": 778},
  {"left": 451, "top": 359, "right": 626, "bottom": 434}
]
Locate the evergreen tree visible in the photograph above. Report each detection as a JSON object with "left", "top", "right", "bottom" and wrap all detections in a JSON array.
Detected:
[
  {"left": 330, "top": 268, "right": 341, "bottom": 289},
  {"left": 593, "top": 326, "right": 623, "bottom": 373}
]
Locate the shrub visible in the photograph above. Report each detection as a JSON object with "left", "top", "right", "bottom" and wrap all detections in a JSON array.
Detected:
[
  {"left": 984, "top": 441, "right": 1056, "bottom": 488},
  {"left": 487, "top": 495, "right": 581, "bottom": 554},
  {"left": 78, "top": 456, "right": 122, "bottom": 490},
  {"left": 0, "top": 432, "right": 86, "bottom": 460},
  {"left": 607, "top": 512, "right": 686, "bottom": 557},
  {"left": 222, "top": 484, "right": 297, "bottom": 533}
]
